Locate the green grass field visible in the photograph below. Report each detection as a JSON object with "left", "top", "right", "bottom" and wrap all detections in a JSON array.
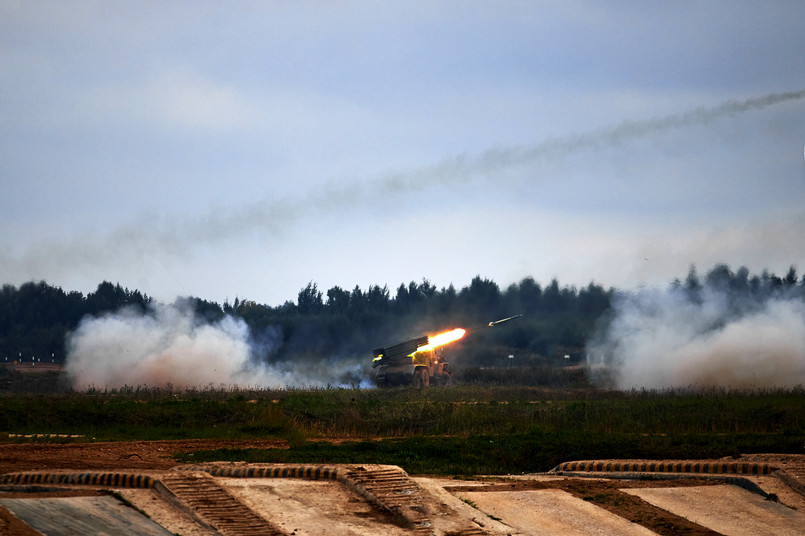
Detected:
[{"left": 1, "top": 378, "right": 803, "bottom": 475}]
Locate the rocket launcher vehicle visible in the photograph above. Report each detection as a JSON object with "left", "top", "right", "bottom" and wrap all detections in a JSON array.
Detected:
[{"left": 371, "top": 315, "right": 522, "bottom": 368}]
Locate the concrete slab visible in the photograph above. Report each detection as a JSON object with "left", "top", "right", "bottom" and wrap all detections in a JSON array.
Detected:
[
  {"left": 625, "top": 485, "right": 805, "bottom": 536},
  {"left": 0, "top": 495, "right": 174, "bottom": 536},
  {"left": 459, "top": 488, "right": 658, "bottom": 536}
]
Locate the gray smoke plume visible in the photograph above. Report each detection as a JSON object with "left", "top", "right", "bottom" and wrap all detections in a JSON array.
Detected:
[
  {"left": 171, "top": 88, "right": 805, "bottom": 235},
  {"left": 586, "top": 283, "right": 805, "bottom": 389},
  {"left": 3, "top": 88, "right": 804, "bottom": 281},
  {"left": 65, "top": 302, "right": 372, "bottom": 390},
  {"left": 439, "top": 88, "right": 805, "bottom": 182}
]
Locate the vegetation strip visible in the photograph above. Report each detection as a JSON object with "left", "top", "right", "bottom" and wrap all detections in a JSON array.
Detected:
[
  {"left": 2, "top": 386, "right": 802, "bottom": 475},
  {"left": 173, "top": 430, "right": 802, "bottom": 476}
]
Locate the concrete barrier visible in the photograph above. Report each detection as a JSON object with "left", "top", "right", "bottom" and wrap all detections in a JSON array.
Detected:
[
  {"left": 552, "top": 460, "right": 776, "bottom": 475},
  {"left": 176, "top": 464, "right": 343, "bottom": 480},
  {"left": 0, "top": 472, "right": 157, "bottom": 488}
]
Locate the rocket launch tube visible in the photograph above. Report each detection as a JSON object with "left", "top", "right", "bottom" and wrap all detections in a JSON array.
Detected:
[{"left": 372, "top": 335, "right": 429, "bottom": 367}]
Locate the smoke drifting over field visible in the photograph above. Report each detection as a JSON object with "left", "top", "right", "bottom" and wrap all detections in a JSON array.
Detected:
[
  {"left": 587, "top": 277, "right": 805, "bottom": 389},
  {"left": 65, "top": 303, "right": 369, "bottom": 390}
]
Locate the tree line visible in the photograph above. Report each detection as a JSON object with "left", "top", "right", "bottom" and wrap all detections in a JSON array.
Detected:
[
  {"left": 0, "top": 281, "right": 150, "bottom": 363},
  {"left": 1, "top": 264, "right": 803, "bottom": 368},
  {"left": 223, "top": 275, "right": 612, "bottom": 366}
]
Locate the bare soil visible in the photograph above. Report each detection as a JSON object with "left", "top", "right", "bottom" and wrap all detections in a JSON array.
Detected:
[{"left": 0, "top": 439, "right": 287, "bottom": 473}]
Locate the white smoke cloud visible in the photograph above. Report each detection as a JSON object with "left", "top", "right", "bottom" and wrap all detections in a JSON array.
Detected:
[
  {"left": 65, "top": 303, "right": 371, "bottom": 390},
  {"left": 586, "top": 286, "right": 805, "bottom": 389}
]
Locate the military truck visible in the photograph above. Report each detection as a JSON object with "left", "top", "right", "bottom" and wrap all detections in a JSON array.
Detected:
[
  {"left": 372, "top": 318, "right": 521, "bottom": 388},
  {"left": 372, "top": 335, "right": 453, "bottom": 388}
]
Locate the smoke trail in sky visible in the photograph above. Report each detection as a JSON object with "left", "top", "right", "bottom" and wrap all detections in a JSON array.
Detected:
[
  {"left": 64, "top": 302, "right": 371, "bottom": 390},
  {"left": 586, "top": 281, "right": 805, "bottom": 389},
  {"left": 3, "top": 88, "right": 804, "bottom": 281},
  {"left": 405, "top": 88, "right": 805, "bottom": 186},
  {"left": 235, "top": 88, "right": 805, "bottom": 223}
]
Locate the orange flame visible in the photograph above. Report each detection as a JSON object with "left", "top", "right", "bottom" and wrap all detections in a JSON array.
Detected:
[{"left": 416, "top": 328, "right": 466, "bottom": 352}]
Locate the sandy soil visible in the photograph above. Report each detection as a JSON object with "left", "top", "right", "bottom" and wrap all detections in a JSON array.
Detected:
[
  {"left": 220, "top": 477, "right": 410, "bottom": 536},
  {"left": 626, "top": 485, "right": 805, "bottom": 536},
  {"left": 461, "top": 488, "right": 657, "bottom": 536},
  {"left": 441, "top": 477, "right": 728, "bottom": 535}
]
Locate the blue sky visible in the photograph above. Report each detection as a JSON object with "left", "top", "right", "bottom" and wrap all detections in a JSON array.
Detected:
[{"left": 2, "top": 1, "right": 805, "bottom": 305}]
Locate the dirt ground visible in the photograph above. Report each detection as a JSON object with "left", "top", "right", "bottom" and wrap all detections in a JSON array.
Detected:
[
  {"left": 0, "top": 439, "right": 286, "bottom": 473},
  {"left": 1, "top": 441, "right": 804, "bottom": 536}
]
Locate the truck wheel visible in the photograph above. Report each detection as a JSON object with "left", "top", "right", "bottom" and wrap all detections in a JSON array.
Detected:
[
  {"left": 441, "top": 372, "right": 452, "bottom": 386},
  {"left": 414, "top": 368, "right": 428, "bottom": 389}
]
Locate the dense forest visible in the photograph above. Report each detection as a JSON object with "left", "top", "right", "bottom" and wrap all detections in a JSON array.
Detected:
[{"left": 1, "top": 264, "right": 803, "bottom": 370}]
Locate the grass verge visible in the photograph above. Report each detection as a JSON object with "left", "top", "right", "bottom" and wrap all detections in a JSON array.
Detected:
[
  {"left": 2, "top": 385, "right": 802, "bottom": 474},
  {"left": 174, "top": 430, "right": 803, "bottom": 475}
]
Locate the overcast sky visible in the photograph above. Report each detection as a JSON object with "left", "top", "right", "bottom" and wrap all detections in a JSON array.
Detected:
[{"left": 2, "top": 1, "right": 805, "bottom": 306}]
